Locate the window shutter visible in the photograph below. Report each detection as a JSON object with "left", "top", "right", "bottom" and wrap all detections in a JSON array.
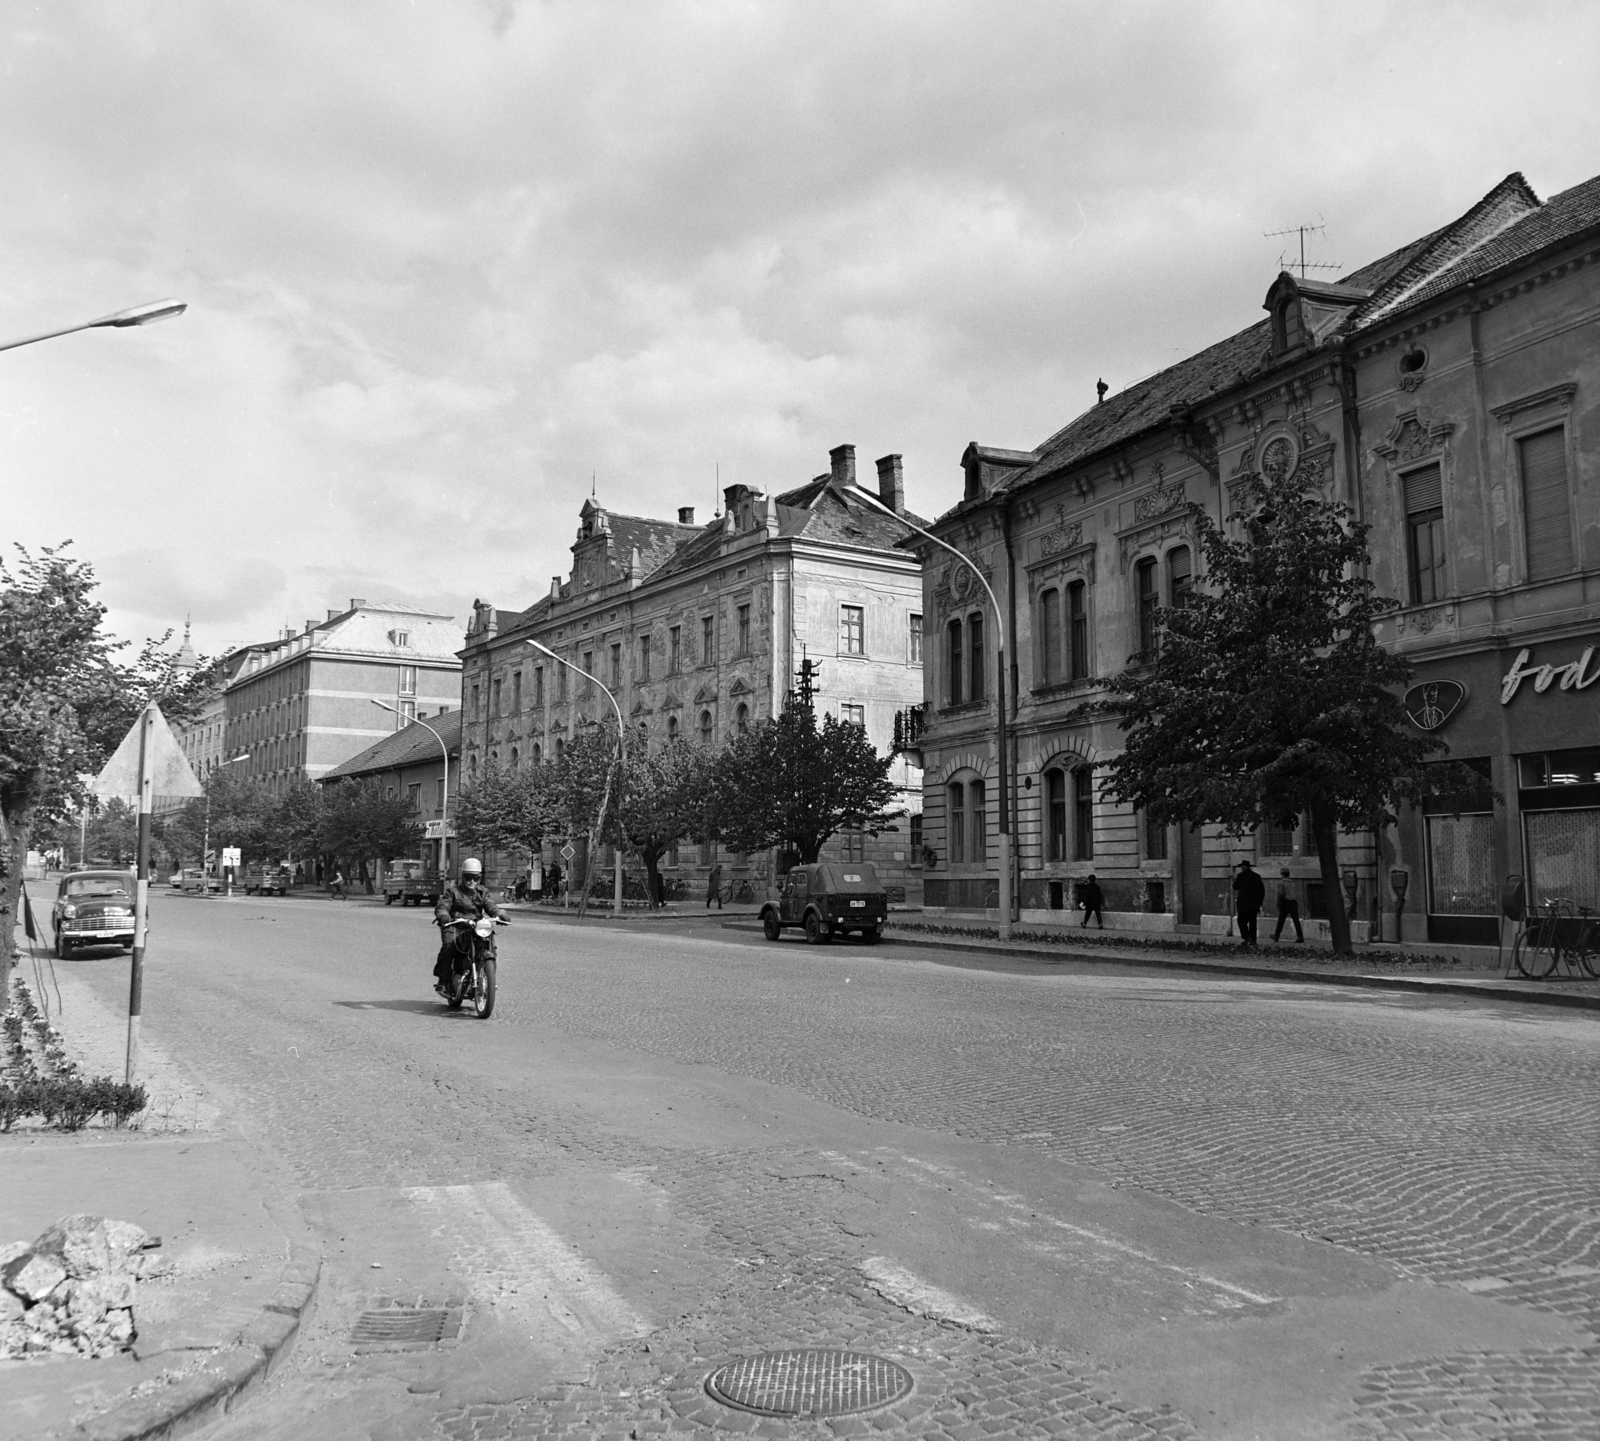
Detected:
[
  {"left": 1403, "top": 465, "right": 1442, "bottom": 514},
  {"left": 1519, "top": 428, "right": 1573, "bottom": 581}
]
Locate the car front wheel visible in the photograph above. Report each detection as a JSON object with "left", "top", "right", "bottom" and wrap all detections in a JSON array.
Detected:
[
  {"left": 761, "top": 911, "right": 781, "bottom": 941},
  {"left": 54, "top": 931, "right": 72, "bottom": 959}
]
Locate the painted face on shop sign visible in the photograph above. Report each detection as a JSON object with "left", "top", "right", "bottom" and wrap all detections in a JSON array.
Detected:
[{"left": 1500, "top": 646, "right": 1600, "bottom": 705}]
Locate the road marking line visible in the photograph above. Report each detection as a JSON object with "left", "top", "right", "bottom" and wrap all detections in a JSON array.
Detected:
[
  {"left": 860, "top": 1257, "right": 998, "bottom": 1332},
  {"left": 879, "top": 1149, "right": 1281, "bottom": 1306},
  {"left": 403, "top": 1181, "right": 646, "bottom": 1341}
]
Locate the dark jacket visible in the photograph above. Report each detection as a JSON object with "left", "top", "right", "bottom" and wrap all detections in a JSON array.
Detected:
[
  {"left": 1078, "top": 879, "right": 1104, "bottom": 910},
  {"left": 434, "top": 881, "right": 501, "bottom": 929},
  {"left": 1232, "top": 867, "right": 1266, "bottom": 912}
]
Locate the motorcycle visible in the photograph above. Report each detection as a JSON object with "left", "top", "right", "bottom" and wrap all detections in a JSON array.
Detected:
[{"left": 440, "top": 915, "right": 505, "bottom": 1019}]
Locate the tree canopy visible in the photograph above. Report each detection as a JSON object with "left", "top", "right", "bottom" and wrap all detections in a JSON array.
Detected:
[
  {"left": 1083, "top": 471, "right": 1468, "bottom": 953},
  {"left": 710, "top": 701, "right": 896, "bottom": 864}
]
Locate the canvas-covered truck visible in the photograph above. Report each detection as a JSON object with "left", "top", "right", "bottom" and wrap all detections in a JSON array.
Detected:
[
  {"left": 384, "top": 859, "right": 440, "bottom": 908},
  {"left": 242, "top": 863, "right": 291, "bottom": 896},
  {"left": 759, "top": 861, "right": 888, "bottom": 944}
]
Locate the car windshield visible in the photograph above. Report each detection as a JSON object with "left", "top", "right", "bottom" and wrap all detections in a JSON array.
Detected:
[{"left": 65, "top": 876, "right": 131, "bottom": 899}]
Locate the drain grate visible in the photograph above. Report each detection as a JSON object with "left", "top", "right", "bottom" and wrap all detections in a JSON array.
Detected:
[
  {"left": 349, "top": 1305, "right": 461, "bottom": 1348},
  {"left": 705, "top": 1349, "right": 914, "bottom": 1417}
]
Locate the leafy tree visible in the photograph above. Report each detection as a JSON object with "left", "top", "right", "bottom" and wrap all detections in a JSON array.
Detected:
[
  {"left": 82, "top": 799, "right": 139, "bottom": 866},
  {"left": 616, "top": 740, "right": 715, "bottom": 906},
  {"left": 320, "top": 778, "right": 424, "bottom": 893},
  {"left": 455, "top": 762, "right": 555, "bottom": 862},
  {"left": 1082, "top": 470, "right": 1473, "bottom": 954},
  {"left": 549, "top": 724, "right": 623, "bottom": 915},
  {"left": 1, "top": 546, "right": 217, "bottom": 967},
  {"left": 264, "top": 780, "right": 327, "bottom": 867},
  {"left": 709, "top": 700, "right": 897, "bottom": 864}
]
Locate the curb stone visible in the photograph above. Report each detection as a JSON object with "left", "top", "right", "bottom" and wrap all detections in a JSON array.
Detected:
[
  {"left": 73, "top": 1244, "right": 321, "bottom": 1441},
  {"left": 720, "top": 921, "right": 1600, "bottom": 1013}
]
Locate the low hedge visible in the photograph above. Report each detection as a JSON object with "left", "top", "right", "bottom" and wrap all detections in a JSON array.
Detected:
[{"left": 0, "top": 1075, "right": 148, "bottom": 1132}]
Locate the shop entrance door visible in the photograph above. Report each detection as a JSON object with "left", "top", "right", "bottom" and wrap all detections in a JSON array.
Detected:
[{"left": 1179, "top": 824, "right": 1204, "bottom": 925}]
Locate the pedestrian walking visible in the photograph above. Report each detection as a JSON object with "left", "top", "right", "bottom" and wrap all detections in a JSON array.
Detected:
[
  {"left": 330, "top": 867, "right": 347, "bottom": 901},
  {"left": 1077, "top": 873, "right": 1104, "bottom": 929},
  {"left": 1272, "top": 867, "right": 1305, "bottom": 942},
  {"left": 705, "top": 862, "right": 724, "bottom": 910},
  {"left": 1232, "top": 860, "right": 1264, "bottom": 945},
  {"left": 546, "top": 861, "right": 562, "bottom": 902}
]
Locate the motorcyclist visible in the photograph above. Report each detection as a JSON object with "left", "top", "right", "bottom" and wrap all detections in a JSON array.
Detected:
[{"left": 432, "top": 858, "right": 502, "bottom": 996}]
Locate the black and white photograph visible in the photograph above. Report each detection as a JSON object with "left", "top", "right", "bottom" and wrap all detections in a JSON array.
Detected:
[{"left": 3, "top": 3, "right": 1598, "bottom": 1437}]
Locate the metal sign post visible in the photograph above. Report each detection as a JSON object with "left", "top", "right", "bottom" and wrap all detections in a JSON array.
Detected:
[{"left": 128, "top": 710, "right": 153, "bottom": 1085}]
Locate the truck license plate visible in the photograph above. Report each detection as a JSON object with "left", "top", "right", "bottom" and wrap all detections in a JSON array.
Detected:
[{"left": 849, "top": 900, "right": 866, "bottom": 907}]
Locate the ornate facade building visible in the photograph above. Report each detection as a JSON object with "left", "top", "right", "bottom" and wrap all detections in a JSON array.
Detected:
[
  {"left": 458, "top": 445, "right": 927, "bottom": 896},
  {"left": 917, "top": 170, "right": 1600, "bottom": 945}
]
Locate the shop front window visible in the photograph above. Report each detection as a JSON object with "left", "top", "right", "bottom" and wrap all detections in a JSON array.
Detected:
[{"left": 1425, "top": 814, "right": 1498, "bottom": 915}]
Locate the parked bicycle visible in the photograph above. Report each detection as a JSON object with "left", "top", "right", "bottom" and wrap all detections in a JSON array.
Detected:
[
  {"left": 719, "top": 877, "right": 757, "bottom": 905},
  {"left": 1512, "top": 896, "right": 1600, "bottom": 980}
]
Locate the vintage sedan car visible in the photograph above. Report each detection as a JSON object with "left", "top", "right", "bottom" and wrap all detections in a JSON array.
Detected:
[
  {"left": 760, "top": 861, "right": 887, "bottom": 944},
  {"left": 52, "top": 870, "right": 137, "bottom": 957}
]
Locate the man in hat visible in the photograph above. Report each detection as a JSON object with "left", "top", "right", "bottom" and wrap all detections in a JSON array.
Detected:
[{"left": 1232, "top": 859, "right": 1265, "bottom": 946}]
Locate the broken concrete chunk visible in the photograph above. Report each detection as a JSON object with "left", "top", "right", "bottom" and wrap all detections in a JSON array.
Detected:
[
  {"left": 0, "top": 1241, "right": 29, "bottom": 1268},
  {"left": 4, "top": 1252, "right": 68, "bottom": 1303},
  {"left": 103, "top": 1220, "right": 151, "bottom": 1269},
  {"left": 0, "top": 1288, "right": 23, "bottom": 1323},
  {"left": 32, "top": 1214, "right": 112, "bottom": 1279}
]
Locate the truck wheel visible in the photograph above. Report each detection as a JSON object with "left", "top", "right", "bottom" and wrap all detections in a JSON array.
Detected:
[
  {"left": 804, "top": 911, "right": 831, "bottom": 945},
  {"left": 385, "top": 893, "right": 394, "bottom": 905},
  {"left": 762, "top": 911, "right": 781, "bottom": 941}
]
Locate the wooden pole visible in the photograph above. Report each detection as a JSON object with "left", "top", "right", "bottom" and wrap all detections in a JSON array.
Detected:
[{"left": 126, "top": 707, "right": 154, "bottom": 1085}]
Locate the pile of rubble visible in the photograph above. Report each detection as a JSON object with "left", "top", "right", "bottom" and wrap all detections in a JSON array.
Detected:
[{"left": 1, "top": 1213, "right": 168, "bottom": 1359}]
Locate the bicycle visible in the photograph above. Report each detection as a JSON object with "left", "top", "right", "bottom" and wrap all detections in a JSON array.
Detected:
[
  {"left": 1512, "top": 897, "right": 1600, "bottom": 980},
  {"left": 719, "top": 878, "right": 757, "bottom": 905}
]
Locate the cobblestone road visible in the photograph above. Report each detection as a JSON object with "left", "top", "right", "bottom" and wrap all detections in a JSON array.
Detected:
[{"left": 58, "top": 896, "right": 1600, "bottom": 1440}]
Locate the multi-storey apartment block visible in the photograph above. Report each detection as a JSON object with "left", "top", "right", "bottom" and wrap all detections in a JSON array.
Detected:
[
  {"left": 917, "top": 170, "right": 1600, "bottom": 945},
  {"left": 459, "top": 445, "right": 927, "bottom": 896}
]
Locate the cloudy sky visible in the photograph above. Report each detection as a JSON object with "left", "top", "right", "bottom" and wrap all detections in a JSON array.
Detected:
[{"left": 4, "top": 1, "right": 1597, "bottom": 659}]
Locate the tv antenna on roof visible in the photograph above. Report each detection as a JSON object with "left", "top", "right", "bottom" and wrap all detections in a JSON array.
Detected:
[{"left": 1264, "top": 218, "right": 1341, "bottom": 279}]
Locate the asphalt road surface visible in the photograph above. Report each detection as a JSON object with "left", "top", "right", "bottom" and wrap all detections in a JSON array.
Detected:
[{"left": 53, "top": 891, "right": 1600, "bottom": 1440}]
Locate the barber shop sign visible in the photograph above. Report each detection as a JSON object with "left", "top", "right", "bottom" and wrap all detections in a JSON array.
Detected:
[{"left": 1499, "top": 643, "right": 1600, "bottom": 704}]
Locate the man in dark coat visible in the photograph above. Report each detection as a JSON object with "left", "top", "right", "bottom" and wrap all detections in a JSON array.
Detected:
[
  {"left": 432, "top": 857, "right": 501, "bottom": 993},
  {"left": 1078, "top": 873, "right": 1104, "bottom": 929},
  {"left": 1232, "top": 859, "right": 1265, "bottom": 946}
]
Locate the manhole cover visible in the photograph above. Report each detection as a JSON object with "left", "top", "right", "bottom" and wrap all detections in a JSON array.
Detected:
[
  {"left": 349, "top": 1306, "right": 459, "bottom": 1346},
  {"left": 705, "top": 1349, "right": 914, "bottom": 1417}
]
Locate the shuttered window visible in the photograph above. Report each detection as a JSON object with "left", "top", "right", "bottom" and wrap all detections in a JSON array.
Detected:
[
  {"left": 1519, "top": 427, "right": 1573, "bottom": 581},
  {"left": 1403, "top": 464, "right": 1446, "bottom": 604},
  {"left": 1038, "top": 588, "right": 1061, "bottom": 685}
]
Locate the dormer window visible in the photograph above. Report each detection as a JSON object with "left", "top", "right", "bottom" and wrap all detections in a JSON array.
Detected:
[{"left": 389, "top": 629, "right": 410, "bottom": 647}]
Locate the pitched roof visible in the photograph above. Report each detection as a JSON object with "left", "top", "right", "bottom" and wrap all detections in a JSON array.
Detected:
[
  {"left": 983, "top": 169, "right": 1600, "bottom": 504},
  {"left": 319, "top": 708, "right": 462, "bottom": 783}
]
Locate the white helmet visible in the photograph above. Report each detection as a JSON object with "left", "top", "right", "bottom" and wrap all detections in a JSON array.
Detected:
[{"left": 460, "top": 858, "right": 483, "bottom": 878}]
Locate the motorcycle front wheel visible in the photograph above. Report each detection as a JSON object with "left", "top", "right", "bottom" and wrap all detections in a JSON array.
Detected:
[
  {"left": 473, "top": 958, "right": 496, "bottom": 1019},
  {"left": 447, "top": 964, "right": 468, "bottom": 1010}
]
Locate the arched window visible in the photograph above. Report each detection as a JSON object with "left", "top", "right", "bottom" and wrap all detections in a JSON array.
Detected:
[
  {"left": 967, "top": 614, "right": 985, "bottom": 702},
  {"left": 532, "top": 742, "right": 542, "bottom": 764},
  {"left": 468, "top": 753, "right": 479, "bottom": 777},
  {"left": 1045, "top": 768, "right": 1067, "bottom": 862},
  {"left": 1168, "top": 546, "right": 1193, "bottom": 610},
  {"left": 970, "top": 779, "right": 987, "bottom": 862},
  {"left": 948, "top": 782, "right": 966, "bottom": 864},
  {"left": 1072, "top": 766, "right": 1095, "bottom": 860},
  {"left": 1136, "top": 558, "right": 1158, "bottom": 655},
  {"left": 1038, "top": 588, "right": 1061, "bottom": 685},
  {"left": 667, "top": 714, "right": 679, "bottom": 741},
  {"left": 735, "top": 702, "right": 749, "bottom": 733},
  {"left": 554, "top": 738, "right": 564, "bottom": 759},
  {"left": 699, "top": 709, "right": 713, "bottom": 744},
  {"left": 510, "top": 746, "right": 519, "bottom": 771},
  {"left": 946, "top": 620, "right": 963, "bottom": 706}
]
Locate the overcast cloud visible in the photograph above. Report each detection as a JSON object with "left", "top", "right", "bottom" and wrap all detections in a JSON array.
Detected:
[{"left": 3, "top": 1, "right": 1597, "bottom": 657}]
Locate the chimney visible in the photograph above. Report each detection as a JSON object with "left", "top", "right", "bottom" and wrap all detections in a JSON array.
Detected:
[
  {"left": 1096, "top": 378, "right": 1108, "bottom": 405},
  {"left": 304, "top": 620, "right": 316, "bottom": 635},
  {"left": 326, "top": 609, "right": 339, "bottom": 621},
  {"left": 678, "top": 506, "right": 695, "bottom": 524},
  {"left": 829, "top": 443, "right": 857, "bottom": 487},
  {"left": 350, "top": 597, "right": 366, "bottom": 610},
  {"left": 875, "top": 453, "right": 904, "bottom": 514}
]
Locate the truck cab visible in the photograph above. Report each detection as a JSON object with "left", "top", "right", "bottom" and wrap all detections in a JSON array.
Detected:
[{"left": 760, "top": 862, "right": 887, "bottom": 945}]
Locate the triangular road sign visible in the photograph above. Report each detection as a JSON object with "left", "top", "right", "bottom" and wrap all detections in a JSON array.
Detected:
[{"left": 94, "top": 704, "right": 204, "bottom": 802}]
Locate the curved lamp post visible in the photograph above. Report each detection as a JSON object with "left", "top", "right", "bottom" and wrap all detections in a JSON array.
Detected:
[
  {"left": 851, "top": 487, "right": 1016, "bottom": 940},
  {"left": 525, "top": 640, "right": 625, "bottom": 918},
  {"left": 371, "top": 700, "right": 451, "bottom": 883},
  {"left": 202, "top": 753, "right": 252, "bottom": 895},
  {"left": 0, "top": 299, "right": 187, "bottom": 354}
]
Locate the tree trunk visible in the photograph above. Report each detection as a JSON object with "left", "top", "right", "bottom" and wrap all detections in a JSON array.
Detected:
[
  {"left": 641, "top": 847, "right": 664, "bottom": 909},
  {"left": 0, "top": 805, "right": 30, "bottom": 984},
  {"left": 358, "top": 856, "right": 373, "bottom": 894},
  {"left": 799, "top": 836, "right": 823, "bottom": 864},
  {"left": 1309, "top": 806, "right": 1353, "bottom": 954}
]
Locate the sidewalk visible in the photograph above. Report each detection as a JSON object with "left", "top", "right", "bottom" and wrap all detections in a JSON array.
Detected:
[
  {"left": 719, "top": 918, "right": 1600, "bottom": 1012},
  {"left": 1, "top": 948, "right": 320, "bottom": 1441}
]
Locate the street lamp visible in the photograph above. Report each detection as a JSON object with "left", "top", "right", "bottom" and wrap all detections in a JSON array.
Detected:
[
  {"left": 202, "top": 753, "right": 251, "bottom": 895},
  {"left": 850, "top": 487, "right": 1017, "bottom": 940},
  {"left": 525, "top": 640, "right": 626, "bottom": 918},
  {"left": 371, "top": 700, "right": 451, "bottom": 884},
  {"left": 0, "top": 299, "right": 187, "bottom": 354}
]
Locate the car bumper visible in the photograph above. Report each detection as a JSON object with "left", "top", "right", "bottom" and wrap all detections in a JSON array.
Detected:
[{"left": 61, "top": 927, "right": 135, "bottom": 943}]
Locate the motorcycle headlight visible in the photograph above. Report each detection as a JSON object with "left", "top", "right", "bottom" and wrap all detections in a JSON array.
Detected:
[{"left": 475, "top": 917, "right": 493, "bottom": 937}]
